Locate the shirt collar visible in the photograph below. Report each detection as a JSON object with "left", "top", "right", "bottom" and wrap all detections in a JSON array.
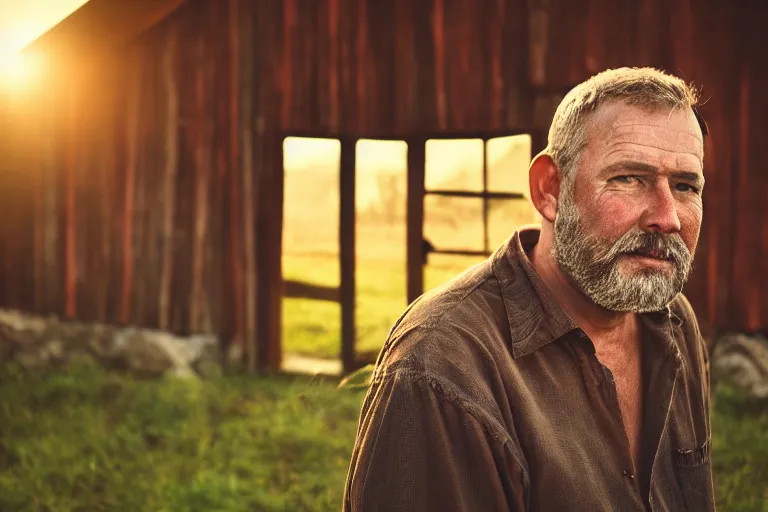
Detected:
[{"left": 491, "top": 227, "right": 684, "bottom": 359}]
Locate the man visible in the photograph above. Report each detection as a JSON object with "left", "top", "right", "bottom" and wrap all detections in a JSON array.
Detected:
[{"left": 343, "top": 67, "right": 713, "bottom": 511}]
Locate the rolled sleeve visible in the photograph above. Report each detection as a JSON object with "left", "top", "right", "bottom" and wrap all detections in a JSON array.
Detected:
[{"left": 343, "top": 369, "right": 526, "bottom": 511}]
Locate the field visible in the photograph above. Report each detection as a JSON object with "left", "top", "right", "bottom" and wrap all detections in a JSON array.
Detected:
[
  {"left": 0, "top": 362, "right": 766, "bottom": 511},
  {"left": 281, "top": 135, "right": 539, "bottom": 360},
  {"left": 282, "top": 250, "right": 485, "bottom": 358}
]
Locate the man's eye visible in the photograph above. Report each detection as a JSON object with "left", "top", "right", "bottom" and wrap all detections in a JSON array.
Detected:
[
  {"left": 611, "top": 175, "right": 637, "bottom": 184},
  {"left": 675, "top": 183, "right": 699, "bottom": 194}
]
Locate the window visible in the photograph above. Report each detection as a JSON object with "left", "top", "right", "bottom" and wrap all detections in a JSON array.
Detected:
[{"left": 423, "top": 134, "right": 537, "bottom": 289}]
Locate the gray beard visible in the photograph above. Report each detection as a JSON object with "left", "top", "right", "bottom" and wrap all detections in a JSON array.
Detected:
[{"left": 552, "top": 183, "right": 693, "bottom": 313}]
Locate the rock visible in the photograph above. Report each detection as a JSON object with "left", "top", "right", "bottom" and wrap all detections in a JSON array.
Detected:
[
  {"left": 150, "top": 331, "right": 202, "bottom": 367},
  {"left": 712, "top": 333, "right": 768, "bottom": 399},
  {"left": 87, "top": 325, "right": 119, "bottom": 361},
  {"left": 122, "top": 335, "right": 174, "bottom": 377},
  {"left": 0, "top": 308, "right": 223, "bottom": 380},
  {"left": 0, "top": 309, "right": 47, "bottom": 333}
]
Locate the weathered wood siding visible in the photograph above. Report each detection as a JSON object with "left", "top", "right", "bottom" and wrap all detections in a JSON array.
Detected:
[{"left": 0, "top": 0, "right": 765, "bottom": 373}]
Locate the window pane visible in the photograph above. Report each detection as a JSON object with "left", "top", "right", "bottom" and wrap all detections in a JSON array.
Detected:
[
  {"left": 488, "top": 198, "right": 540, "bottom": 250},
  {"left": 356, "top": 139, "right": 408, "bottom": 357},
  {"left": 487, "top": 134, "right": 532, "bottom": 194},
  {"left": 282, "top": 136, "right": 340, "bottom": 287},
  {"left": 282, "top": 137, "right": 340, "bottom": 358},
  {"left": 424, "top": 195, "right": 484, "bottom": 252},
  {"left": 282, "top": 298, "right": 340, "bottom": 358},
  {"left": 425, "top": 138, "right": 484, "bottom": 192}
]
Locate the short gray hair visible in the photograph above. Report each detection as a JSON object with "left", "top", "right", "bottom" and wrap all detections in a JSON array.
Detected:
[{"left": 545, "top": 67, "right": 701, "bottom": 185}]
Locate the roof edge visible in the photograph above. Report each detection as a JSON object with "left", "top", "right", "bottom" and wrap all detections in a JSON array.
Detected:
[{"left": 22, "top": 0, "right": 188, "bottom": 57}]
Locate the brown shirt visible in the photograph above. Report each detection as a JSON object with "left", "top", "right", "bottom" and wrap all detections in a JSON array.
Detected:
[{"left": 343, "top": 228, "right": 714, "bottom": 511}]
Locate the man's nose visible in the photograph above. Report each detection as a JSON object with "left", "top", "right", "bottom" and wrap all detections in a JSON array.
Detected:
[{"left": 641, "top": 180, "right": 681, "bottom": 234}]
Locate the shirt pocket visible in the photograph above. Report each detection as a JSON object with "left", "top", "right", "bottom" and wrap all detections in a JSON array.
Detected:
[{"left": 674, "top": 438, "right": 715, "bottom": 512}]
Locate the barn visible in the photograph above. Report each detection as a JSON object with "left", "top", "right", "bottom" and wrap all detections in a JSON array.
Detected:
[{"left": 1, "top": 0, "right": 766, "bottom": 374}]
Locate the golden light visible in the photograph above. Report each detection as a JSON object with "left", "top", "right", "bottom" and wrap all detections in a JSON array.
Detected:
[{"left": 0, "top": 51, "right": 40, "bottom": 90}]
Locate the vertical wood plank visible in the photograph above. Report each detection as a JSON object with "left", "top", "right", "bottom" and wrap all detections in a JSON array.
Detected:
[
  {"left": 240, "top": 0, "right": 258, "bottom": 372},
  {"left": 669, "top": 0, "right": 694, "bottom": 75},
  {"left": 32, "top": 109, "right": 45, "bottom": 312},
  {"left": 64, "top": 85, "right": 78, "bottom": 318},
  {"left": 432, "top": 0, "right": 447, "bottom": 130},
  {"left": 753, "top": 4, "right": 768, "bottom": 330},
  {"left": 120, "top": 49, "right": 141, "bottom": 324},
  {"left": 406, "top": 139, "right": 425, "bottom": 304},
  {"left": 328, "top": 0, "right": 340, "bottom": 130},
  {"left": 636, "top": 0, "right": 662, "bottom": 65},
  {"left": 281, "top": 0, "right": 295, "bottom": 129},
  {"left": 258, "top": 133, "right": 284, "bottom": 372},
  {"left": 355, "top": 0, "right": 369, "bottom": 132},
  {"left": 394, "top": 0, "right": 415, "bottom": 132},
  {"left": 303, "top": 0, "right": 320, "bottom": 130},
  {"left": 159, "top": 27, "right": 179, "bottom": 330},
  {"left": 97, "top": 92, "right": 115, "bottom": 322},
  {"left": 502, "top": 0, "right": 528, "bottom": 129},
  {"left": 367, "top": 0, "right": 395, "bottom": 133},
  {"left": 190, "top": 32, "right": 210, "bottom": 333},
  {"left": 527, "top": 0, "right": 549, "bottom": 87},
  {"left": 338, "top": 0, "right": 356, "bottom": 130},
  {"left": 144, "top": 47, "right": 162, "bottom": 328},
  {"left": 340, "top": 137, "right": 356, "bottom": 372},
  {"left": 132, "top": 54, "right": 149, "bottom": 325},
  {"left": 255, "top": 0, "right": 283, "bottom": 372},
  {"left": 228, "top": 0, "right": 245, "bottom": 348},
  {"left": 489, "top": 0, "right": 505, "bottom": 130},
  {"left": 214, "top": 0, "right": 237, "bottom": 345},
  {"left": 737, "top": 52, "right": 758, "bottom": 330}
]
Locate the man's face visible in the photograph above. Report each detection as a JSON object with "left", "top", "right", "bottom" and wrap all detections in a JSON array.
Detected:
[{"left": 552, "top": 101, "right": 705, "bottom": 313}]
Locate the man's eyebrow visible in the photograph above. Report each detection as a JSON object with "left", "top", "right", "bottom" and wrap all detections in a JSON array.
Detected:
[
  {"left": 602, "top": 161, "right": 657, "bottom": 174},
  {"left": 602, "top": 160, "right": 705, "bottom": 188},
  {"left": 670, "top": 170, "right": 705, "bottom": 188}
]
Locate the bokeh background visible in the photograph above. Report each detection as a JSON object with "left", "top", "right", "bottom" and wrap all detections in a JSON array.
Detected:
[{"left": 0, "top": 1, "right": 766, "bottom": 510}]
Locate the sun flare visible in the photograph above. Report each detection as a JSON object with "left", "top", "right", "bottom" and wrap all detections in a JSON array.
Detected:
[{"left": 0, "top": 51, "right": 39, "bottom": 89}]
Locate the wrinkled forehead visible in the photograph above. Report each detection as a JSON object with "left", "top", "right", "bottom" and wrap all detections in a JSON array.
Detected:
[{"left": 584, "top": 101, "right": 705, "bottom": 164}]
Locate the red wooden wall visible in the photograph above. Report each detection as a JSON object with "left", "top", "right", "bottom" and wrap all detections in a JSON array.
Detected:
[{"left": 0, "top": 0, "right": 765, "bottom": 372}]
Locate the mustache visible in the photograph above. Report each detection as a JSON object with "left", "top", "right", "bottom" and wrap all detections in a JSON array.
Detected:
[{"left": 596, "top": 229, "right": 691, "bottom": 266}]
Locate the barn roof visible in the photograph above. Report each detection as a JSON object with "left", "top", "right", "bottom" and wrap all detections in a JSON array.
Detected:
[{"left": 21, "top": 0, "right": 186, "bottom": 58}]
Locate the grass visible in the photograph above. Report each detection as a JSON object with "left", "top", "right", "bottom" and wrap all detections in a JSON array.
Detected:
[
  {"left": 282, "top": 251, "right": 484, "bottom": 359},
  {"left": 710, "top": 384, "right": 768, "bottom": 511},
  {"left": 0, "top": 362, "right": 365, "bottom": 512},
  {"left": 0, "top": 362, "right": 765, "bottom": 511}
]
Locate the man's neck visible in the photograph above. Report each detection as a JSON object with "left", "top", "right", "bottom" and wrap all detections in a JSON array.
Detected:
[{"left": 528, "top": 226, "right": 638, "bottom": 345}]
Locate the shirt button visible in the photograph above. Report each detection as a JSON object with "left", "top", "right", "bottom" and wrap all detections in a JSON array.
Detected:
[{"left": 622, "top": 470, "right": 635, "bottom": 480}]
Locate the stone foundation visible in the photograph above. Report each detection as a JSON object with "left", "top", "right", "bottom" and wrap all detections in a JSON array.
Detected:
[
  {"left": 0, "top": 309, "right": 222, "bottom": 379},
  {"left": 712, "top": 332, "right": 768, "bottom": 399},
  {"left": 2, "top": 307, "right": 767, "bottom": 395}
]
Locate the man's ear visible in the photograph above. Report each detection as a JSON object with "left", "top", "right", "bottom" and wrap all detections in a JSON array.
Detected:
[{"left": 529, "top": 153, "right": 561, "bottom": 223}]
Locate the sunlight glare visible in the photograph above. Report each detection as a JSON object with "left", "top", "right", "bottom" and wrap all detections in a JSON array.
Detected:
[{"left": 0, "top": 51, "right": 40, "bottom": 91}]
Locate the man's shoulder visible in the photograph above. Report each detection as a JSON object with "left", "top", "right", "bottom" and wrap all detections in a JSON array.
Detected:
[
  {"left": 391, "top": 261, "right": 496, "bottom": 336},
  {"left": 371, "top": 261, "right": 512, "bottom": 400}
]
